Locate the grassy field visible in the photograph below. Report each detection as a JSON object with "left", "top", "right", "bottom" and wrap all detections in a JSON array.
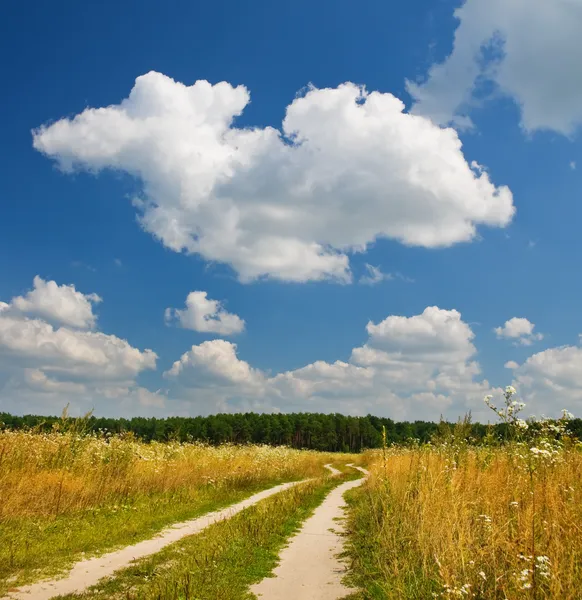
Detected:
[
  {"left": 4, "top": 391, "right": 581, "bottom": 600},
  {"left": 0, "top": 422, "right": 348, "bottom": 595},
  {"left": 344, "top": 394, "right": 582, "bottom": 599},
  {"left": 57, "top": 474, "right": 360, "bottom": 600}
]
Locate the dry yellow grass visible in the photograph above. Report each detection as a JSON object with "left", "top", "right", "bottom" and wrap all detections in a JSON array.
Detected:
[
  {"left": 347, "top": 439, "right": 582, "bottom": 599},
  {"left": 0, "top": 429, "right": 329, "bottom": 519},
  {"left": 0, "top": 424, "right": 346, "bottom": 593}
]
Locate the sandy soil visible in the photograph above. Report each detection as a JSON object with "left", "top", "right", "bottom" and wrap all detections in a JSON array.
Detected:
[
  {"left": 250, "top": 465, "right": 369, "bottom": 600},
  {"left": 323, "top": 464, "right": 342, "bottom": 476},
  {"left": 4, "top": 479, "right": 307, "bottom": 600}
]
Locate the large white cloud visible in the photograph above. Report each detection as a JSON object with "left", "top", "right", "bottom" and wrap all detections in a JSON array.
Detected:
[
  {"left": 408, "top": 0, "right": 582, "bottom": 135},
  {"left": 509, "top": 344, "right": 582, "bottom": 416},
  {"left": 359, "top": 306, "right": 475, "bottom": 363},
  {"left": 165, "top": 306, "right": 497, "bottom": 420},
  {"left": 165, "top": 291, "right": 244, "bottom": 335},
  {"left": 164, "top": 339, "right": 264, "bottom": 390},
  {"left": 0, "top": 314, "right": 156, "bottom": 381},
  {"left": 0, "top": 278, "right": 158, "bottom": 415},
  {"left": 5, "top": 276, "right": 101, "bottom": 329},
  {"left": 494, "top": 317, "right": 543, "bottom": 346},
  {"left": 33, "top": 72, "right": 514, "bottom": 283}
]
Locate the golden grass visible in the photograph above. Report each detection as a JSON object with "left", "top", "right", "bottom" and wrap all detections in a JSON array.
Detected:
[
  {"left": 346, "top": 443, "right": 582, "bottom": 599},
  {"left": 0, "top": 426, "right": 349, "bottom": 592},
  {"left": 0, "top": 429, "right": 330, "bottom": 519}
]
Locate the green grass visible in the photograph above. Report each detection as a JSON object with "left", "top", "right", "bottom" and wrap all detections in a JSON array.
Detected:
[
  {"left": 57, "top": 473, "right": 356, "bottom": 600},
  {"left": 0, "top": 478, "right": 302, "bottom": 596},
  {"left": 341, "top": 485, "right": 390, "bottom": 600},
  {"left": 341, "top": 483, "right": 439, "bottom": 600}
]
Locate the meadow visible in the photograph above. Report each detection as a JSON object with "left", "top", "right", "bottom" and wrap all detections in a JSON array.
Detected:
[
  {"left": 0, "top": 417, "right": 347, "bottom": 595},
  {"left": 345, "top": 390, "right": 582, "bottom": 599},
  {"left": 2, "top": 389, "right": 581, "bottom": 600}
]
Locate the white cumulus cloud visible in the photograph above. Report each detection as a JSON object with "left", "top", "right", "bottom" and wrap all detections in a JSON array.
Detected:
[
  {"left": 165, "top": 306, "right": 498, "bottom": 420},
  {"left": 0, "top": 314, "right": 156, "bottom": 381},
  {"left": 0, "top": 277, "right": 158, "bottom": 415},
  {"left": 165, "top": 291, "right": 244, "bottom": 335},
  {"left": 511, "top": 344, "right": 582, "bottom": 416},
  {"left": 7, "top": 275, "right": 101, "bottom": 329},
  {"left": 33, "top": 72, "right": 514, "bottom": 283},
  {"left": 408, "top": 0, "right": 582, "bottom": 135},
  {"left": 494, "top": 317, "right": 543, "bottom": 346},
  {"left": 164, "top": 339, "right": 264, "bottom": 391}
]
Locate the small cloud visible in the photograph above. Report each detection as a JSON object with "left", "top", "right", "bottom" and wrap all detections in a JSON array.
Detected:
[
  {"left": 360, "top": 264, "right": 392, "bottom": 285},
  {"left": 166, "top": 291, "right": 245, "bottom": 335},
  {"left": 504, "top": 360, "right": 519, "bottom": 369},
  {"left": 360, "top": 264, "right": 393, "bottom": 285},
  {"left": 494, "top": 317, "right": 543, "bottom": 346},
  {"left": 114, "top": 258, "right": 123, "bottom": 267},
  {"left": 4, "top": 275, "right": 101, "bottom": 329},
  {"left": 528, "top": 240, "right": 536, "bottom": 249},
  {"left": 570, "top": 161, "right": 576, "bottom": 170},
  {"left": 394, "top": 272, "right": 415, "bottom": 284},
  {"left": 359, "top": 265, "right": 413, "bottom": 285}
]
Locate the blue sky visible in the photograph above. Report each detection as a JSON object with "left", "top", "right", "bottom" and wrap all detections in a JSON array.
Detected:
[{"left": 1, "top": 0, "right": 582, "bottom": 420}]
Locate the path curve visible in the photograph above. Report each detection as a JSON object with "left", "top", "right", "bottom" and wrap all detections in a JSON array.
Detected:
[
  {"left": 251, "top": 464, "right": 369, "bottom": 600},
  {"left": 323, "top": 464, "right": 341, "bottom": 476},
  {"left": 3, "top": 479, "right": 309, "bottom": 600}
]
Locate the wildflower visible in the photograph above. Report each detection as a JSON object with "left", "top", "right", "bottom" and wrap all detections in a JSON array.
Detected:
[
  {"left": 440, "top": 583, "right": 472, "bottom": 597},
  {"left": 505, "top": 385, "right": 517, "bottom": 396},
  {"left": 530, "top": 447, "right": 552, "bottom": 459},
  {"left": 478, "top": 571, "right": 486, "bottom": 581},
  {"left": 536, "top": 555, "right": 551, "bottom": 579},
  {"left": 518, "top": 568, "right": 532, "bottom": 589},
  {"left": 515, "top": 419, "right": 528, "bottom": 430}
]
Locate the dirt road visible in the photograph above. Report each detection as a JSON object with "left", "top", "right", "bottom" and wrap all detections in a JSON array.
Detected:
[
  {"left": 251, "top": 465, "right": 368, "bottom": 600},
  {"left": 4, "top": 479, "right": 308, "bottom": 600}
]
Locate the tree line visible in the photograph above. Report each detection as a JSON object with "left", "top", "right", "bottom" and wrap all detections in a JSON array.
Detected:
[{"left": 1, "top": 411, "right": 581, "bottom": 452}]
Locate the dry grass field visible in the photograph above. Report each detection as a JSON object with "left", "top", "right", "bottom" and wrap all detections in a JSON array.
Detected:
[
  {"left": 0, "top": 419, "right": 342, "bottom": 594},
  {"left": 345, "top": 390, "right": 582, "bottom": 599}
]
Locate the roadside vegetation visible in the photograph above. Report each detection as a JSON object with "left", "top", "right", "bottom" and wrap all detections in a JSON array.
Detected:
[
  {"left": 344, "top": 388, "right": 582, "bottom": 599},
  {"left": 0, "top": 414, "right": 348, "bottom": 595},
  {"left": 57, "top": 472, "right": 362, "bottom": 600}
]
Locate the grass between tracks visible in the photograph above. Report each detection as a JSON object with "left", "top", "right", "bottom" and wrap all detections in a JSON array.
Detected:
[
  {"left": 58, "top": 471, "right": 361, "bottom": 600},
  {"left": 0, "top": 425, "right": 353, "bottom": 595}
]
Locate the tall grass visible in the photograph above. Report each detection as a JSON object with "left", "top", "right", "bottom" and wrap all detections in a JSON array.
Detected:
[
  {"left": 0, "top": 430, "right": 327, "bottom": 519},
  {"left": 345, "top": 391, "right": 582, "bottom": 599},
  {"left": 0, "top": 419, "right": 341, "bottom": 592}
]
